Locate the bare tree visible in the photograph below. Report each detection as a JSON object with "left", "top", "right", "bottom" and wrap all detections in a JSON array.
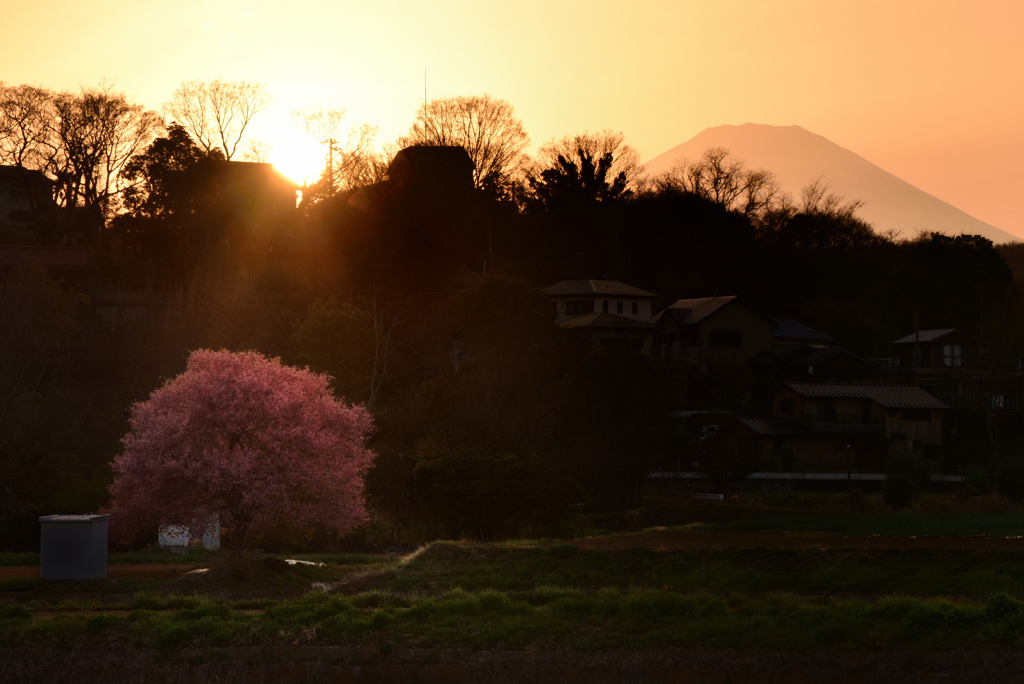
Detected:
[
  {"left": 165, "top": 79, "right": 270, "bottom": 161},
  {"left": 401, "top": 94, "right": 530, "bottom": 192},
  {"left": 536, "top": 130, "right": 644, "bottom": 188},
  {"left": 0, "top": 83, "right": 54, "bottom": 169},
  {"left": 360, "top": 286, "right": 412, "bottom": 412},
  {"left": 240, "top": 137, "right": 273, "bottom": 163},
  {"left": 657, "top": 147, "right": 782, "bottom": 221},
  {"left": 48, "top": 82, "right": 162, "bottom": 222},
  {"left": 799, "top": 178, "right": 864, "bottom": 220},
  {"left": 291, "top": 105, "right": 381, "bottom": 194}
]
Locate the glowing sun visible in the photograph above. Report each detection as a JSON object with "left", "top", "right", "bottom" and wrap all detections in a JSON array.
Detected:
[{"left": 270, "top": 128, "right": 328, "bottom": 185}]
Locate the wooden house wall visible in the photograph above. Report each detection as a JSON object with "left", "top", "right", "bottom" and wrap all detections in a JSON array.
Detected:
[
  {"left": 885, "top": 410, "right": 942, "bottom": 456},
  {"left": 699, "top": 303, "right": 775, "bottom": 370}
]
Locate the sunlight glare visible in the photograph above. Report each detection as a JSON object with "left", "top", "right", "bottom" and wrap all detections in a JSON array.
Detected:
[{"left": 271, "top": 128, "right": 327, "bottom": 186}]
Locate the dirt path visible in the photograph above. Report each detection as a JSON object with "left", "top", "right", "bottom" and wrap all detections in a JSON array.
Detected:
[
  {"left": 568, "top": 529, "right": 1024, "bottom": 551},
  {"left": 0, "top": 564, "right": 203, "bottom": 580}
]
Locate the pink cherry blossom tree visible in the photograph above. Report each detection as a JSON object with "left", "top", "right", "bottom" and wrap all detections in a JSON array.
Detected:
[{"left": 108, "top": 349, "right": 374, "bottom": 549}]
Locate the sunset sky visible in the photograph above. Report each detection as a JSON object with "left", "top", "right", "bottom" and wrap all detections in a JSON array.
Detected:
[{"left": 3, "top": 0, "right": 1022, "bottom": 237}]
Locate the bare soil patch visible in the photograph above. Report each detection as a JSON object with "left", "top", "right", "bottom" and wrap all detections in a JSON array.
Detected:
[{"left": 569, "top": 529, "right": 1024, "bottom": 551}]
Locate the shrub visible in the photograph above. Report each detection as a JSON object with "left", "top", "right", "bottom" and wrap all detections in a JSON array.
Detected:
[
  {"left": 885, "top": 455, "right": 929, "bottom": 488},
  {"left": 965, "top": 475, "right": 991, "bottom": 496},
  {"left": 958, "top": 484, "right": 981, "bottom": 499},
  {"left": 847, "top": 488, "right": 872, "bottom": 511},
  {"left": 882, "top": 474, "right": 916, "bottom": 511}
]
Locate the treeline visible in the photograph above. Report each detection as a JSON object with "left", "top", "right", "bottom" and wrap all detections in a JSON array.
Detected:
[{"left": 0, "top": 81, "right": 1020, "bottom": 548}]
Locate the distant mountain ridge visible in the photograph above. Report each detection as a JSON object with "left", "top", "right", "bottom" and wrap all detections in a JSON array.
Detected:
[{"left": 644, "top": 124, "right": 1018, "bottom": 244}]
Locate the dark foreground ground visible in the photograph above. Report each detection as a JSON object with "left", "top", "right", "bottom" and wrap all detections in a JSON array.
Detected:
[{"left": 5, "top": 513, "right": 1024, "bottom": 682}]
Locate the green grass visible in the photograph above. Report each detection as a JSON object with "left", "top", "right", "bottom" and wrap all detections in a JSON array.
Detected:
[
  {"left": 693, "top": 513, "right": 1024, "bottom": 537},
  {"left": 0, "top": 553, "right": 39, "bottom": 567},
  {"left": 364, "top": 543, "right": 1024, "bottom": 598},
  {"left": 5, "top": 587, "right": 1024, "bottom": 651}
]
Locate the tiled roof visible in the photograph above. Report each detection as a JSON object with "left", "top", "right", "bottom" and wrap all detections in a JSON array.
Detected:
[
  {"left": 892, "top": 329, "right": 975, "bottom": 344},
  {"left": 543, "top": 280, "right": 658, "bottom": 298},
  {"left": 559, "top": 312, "right": 661, "bottom": 329},
  {"left": 785, "top": 383, "right": 947, "bottom": 409}
]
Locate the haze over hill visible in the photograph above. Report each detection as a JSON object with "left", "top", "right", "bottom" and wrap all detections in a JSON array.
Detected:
[{"left": 644, "top": 124, "right": 1020, "bottom": 245}]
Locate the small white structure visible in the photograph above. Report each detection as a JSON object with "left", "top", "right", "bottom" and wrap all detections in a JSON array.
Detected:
[{"left": 158, "top": 515, "right": 220, "bottom": 550}]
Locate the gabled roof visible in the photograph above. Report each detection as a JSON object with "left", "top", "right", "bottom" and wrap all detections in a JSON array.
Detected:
[
  {"left": 558, "top": 312, "right": 661, "bottom": 329},
  {"left": 892, "top": 329, "right": 977, "bottom": 344},
  {"left": 785, "top": 382, "right": 947, "bottom": 409},
  {"left": 543, "top": 279, "right": 658, "bottom": 298},
  {"left": 771, "top": 317, "right": 835, "bottom": 342},
  {"left": 0, "top": 245, "right": 92, "bottom": 269},
  {"left": 652, "top": 295, "right": 775, "bottom": 327}
]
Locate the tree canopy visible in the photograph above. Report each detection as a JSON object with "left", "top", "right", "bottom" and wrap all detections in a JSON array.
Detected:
[{"left": 108, "top": 349, "right": 375, "bottom": 549}]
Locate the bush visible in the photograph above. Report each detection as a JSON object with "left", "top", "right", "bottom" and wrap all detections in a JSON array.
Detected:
[
  {"left": 958, "top": 484, "right": 981, "bottom": 499},
  {"left": 885, "top": 455, "right": 929, "bottom": 489},
  {"left": 847, "top": 488, "right": 872, "bottom": 511},
  {"left": 998, "top": 462, "right": 1024, "bottom": 502},
  {"left": 965, "top": 475, "right": 991, "bottom": 496},
  {"left": 882, "top": 474, "right": 916, "bottom": 511}
]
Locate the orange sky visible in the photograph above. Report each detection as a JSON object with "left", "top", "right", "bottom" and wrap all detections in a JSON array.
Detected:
[{"left": 3, "top": 0, "right": 1022, "bottom": 237}]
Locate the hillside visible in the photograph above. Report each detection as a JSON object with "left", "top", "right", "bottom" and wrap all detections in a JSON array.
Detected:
[{"left": 645, "top": 124, "right": 1019, "bottom": 244}]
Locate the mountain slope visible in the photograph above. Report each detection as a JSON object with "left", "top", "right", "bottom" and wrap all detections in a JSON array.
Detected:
[{"left": 644, "top": 124, "right": 1018, "bottom": 244}]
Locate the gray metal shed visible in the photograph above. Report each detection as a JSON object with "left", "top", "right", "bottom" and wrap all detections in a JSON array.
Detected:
[{"left": 39, "top": 514, "right": 110, "bottom": 580}]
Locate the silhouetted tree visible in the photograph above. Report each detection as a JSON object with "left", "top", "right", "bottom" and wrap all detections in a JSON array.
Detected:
[
  {"left": 402, "top": 95, "right": 529, "bottom": 196},
  {"left": 0, "top": 83, "right": 53, "bottom": 169},
  {"left": 46, "top": 83, "right": 161, "bottom": 231},
  {"left": 656, "top": 147, "right": 781, "bottom": 222},
  {"left": 535, "top": 129, "right": 644, "bottom": 188},
  {"left": 165, "top": 79, "right": 270, "bottom": 160}
]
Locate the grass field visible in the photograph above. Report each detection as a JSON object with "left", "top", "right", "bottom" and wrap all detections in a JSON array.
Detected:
[
  {"left": 5, "top": 540, "right": 1024, "bottom": 651},
  {"left": 4, "top": 544, "right": 1024, "bottom": 651},
  {"left": 693, "top": 513, "right": 1024, "bottom": 537},
  {"left": 6, "top": 507, "right": 1024, "bottom": 653}
]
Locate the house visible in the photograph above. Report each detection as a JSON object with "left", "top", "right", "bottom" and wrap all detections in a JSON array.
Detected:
[
  {"left": 652, "top": 296, "right": 775, "bottom": 370},
  {"left": 737, "top": 382, "right": 948, "bottom": 473},
  {"left": 544, "top": 279, "right": 658, "bottom": 324},
  {"left": 0, "top": 166, "right": 58, "bottom": 242},
  {"left": 543, "top": 280, "right": 661, "bottom": 354},
  {"left": 890, "top": 328, "right": 1018, "bottom": 409},
  {"left": 892, "top": 329, "right": 980, "bottom": 370},
  {"left": 387, "top": 145, "right": 475, "bottom": 194}
]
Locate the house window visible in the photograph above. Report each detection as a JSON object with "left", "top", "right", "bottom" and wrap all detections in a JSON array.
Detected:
[
  {"left": 913, "top": 439, "right": 923, "bottom": 451},
  {"left": 903, "top": 409, "right": 929, "bottom": 422},
  {"left": 632, "top": 302, "right": 638, "bottom": 315},
  {"left": 565, "top": 300, "right": 591, "bottom": 316},
  {"left": 602, "top": 300, "right": 609, "bottom": 313},
  {"left": 817, "top": 399, "right": 836, "bottom": 422},
  {"left": 781, "top": 399, "right": 796, "bottom": 416},
  {"left": 943, "top": 344, "right": 962, "bottom": 367},
  {"left": 708, "top": 330, "right": 742, "bottom": 347},
  {"left": 616, "top": 301, "right": 623, "bottom": 314}
]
